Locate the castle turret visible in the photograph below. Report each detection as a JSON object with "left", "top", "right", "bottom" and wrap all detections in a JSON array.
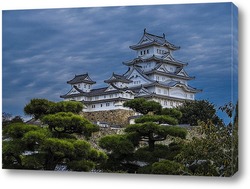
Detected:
[
  {"left": 66, "top": 73, "right": 96, "bottom": 92},
  {"left": 129, "top": 28, "right": 180, "bottom": 58}
]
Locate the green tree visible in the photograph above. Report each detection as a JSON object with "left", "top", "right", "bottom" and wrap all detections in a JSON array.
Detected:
[
  {"left": 125, "top": 122, "right": 187, "bottom": 151},
  {"left": 135, "top": 115, "right": 178, "bottom": 125},
  {"left": 178, "top": 100, "right": 222, "bottom": 126},
  {"left": 42, "top": 112, "right": 99, "bottom": 138},
  {"left": 24, "top": 99, "right": 84, "bottom": 119},
  {"left": 3, "top": 98, "right": 106, "bottom": 171},
  {"left": 151, "top": 160, "right": 186, "bottom": 175},
  {"left": 98, "top": 134, "right": 136, "bottom": 172},
  {"left": 161, "top": 108, "right": 182, "bottom": 120},
  {"left": 50, "top": 101, "right": 83, "bottom": 114},
  {"left": 123, "top": 98, "right": 162, "bottom": 115},
  {"left": 24, "top": 98, "right": 54, "bottom": 119},
  {"left": 2, "top": 122, "right": 106, "bottom": 171},
  {"left": 175, "top": 119, "right": 238, "bottom": 176}
]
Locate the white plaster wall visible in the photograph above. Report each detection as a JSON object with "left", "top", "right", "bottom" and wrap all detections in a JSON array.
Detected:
[
  {"left": 169, "top": 88, "right": 186, "bottom": 99},
  {"left": 83, "top": 101, "right": 130, "bottom": 112}
]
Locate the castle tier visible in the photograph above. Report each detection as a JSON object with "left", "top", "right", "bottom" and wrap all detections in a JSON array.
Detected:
[{"left": 60, "top": 29, "right": 201, "bottom": 112}]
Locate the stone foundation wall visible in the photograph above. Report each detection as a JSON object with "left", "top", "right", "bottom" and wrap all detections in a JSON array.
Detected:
[{"left": 80, "top": 109, "right": 136, "bottom": 127}]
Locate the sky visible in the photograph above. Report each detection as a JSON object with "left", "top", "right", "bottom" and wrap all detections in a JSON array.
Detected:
[{"left": 2, "top": 2, "right": 238, "bottom": 123}]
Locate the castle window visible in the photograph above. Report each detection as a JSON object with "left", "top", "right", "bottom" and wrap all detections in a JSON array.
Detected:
[
  {"left": 92, "top": 105, "right": 95, "bottom": 108},
  {"left": 106, "top": 103, "right": 110, "bottom": 107},
  {"left": 144, "top": 50, "right": 146, "bottom": 54},
  {"left": 100, "top": 104, "right": 103, "bottom": 107},
  {"left": 134, "top": 81, "right": 141, "bottom": 85},
  {"left": 147, "top": 49, "right": 149, "bottom": 54},
  {"left": 110, "top": 94, "right": 113, "bottom": 98},
  {"left": 157, "top": 88, "right": 161, "bottom": 93},
  {"left": 104, "top": 95, "right": 106, "bottom": 99},
  {"left": 140, "top": 51, "right": 143, "bottom": 55},
  {"left": 170, "top": 101, "right": 173, "bottom": 106},
  {"left": 95, "top": 96, "right": 99, "bottom": 100},
  {"left": 84, "top": 84, "right": 86, "bottom": 88}
]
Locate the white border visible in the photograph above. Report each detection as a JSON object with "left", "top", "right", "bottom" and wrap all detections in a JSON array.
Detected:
[{"left": 1, "top": 0, "right": 249, "bottom": 188}]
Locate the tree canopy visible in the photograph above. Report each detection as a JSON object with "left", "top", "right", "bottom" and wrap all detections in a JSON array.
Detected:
[
  {"left": 42, "top": 112, "right": 99, "bottom": 138},
  {"left": 123, "top": 98, "right": 162, "bottom": 115},
  {"left": 178, "top": 100, "right": 222, "bottom": 126},
  {"left": 3, "top": 121, "right": 106, "bottom": 171},
  {"left": 3, "top": 98, "right": 105, "bottom": 171},
  {"left": 24, "top": 99, "right": 83, "bottom": 119},
  {"left": 125, "top": 123, "right": 187, "bottom": 151},
  {"left": 3, "top": 97, "right": 238, "bottom": 176}
]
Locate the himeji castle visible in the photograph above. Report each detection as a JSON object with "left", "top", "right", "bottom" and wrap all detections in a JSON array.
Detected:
[{"left": 61, "top": 29, "right": 201, "bottom": 112}]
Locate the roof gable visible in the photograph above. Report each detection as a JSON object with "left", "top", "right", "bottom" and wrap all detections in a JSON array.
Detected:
[
  {"left": 176, "top": 68, "right": 190, "bottom": 77},
  {"left": 155, "top": 63, "right": 169, "bottom": 73},
  {"left": 125, "top": 66, "right": 153, "bottom": 84},
  {"left": 105, "top": 85, "right": 116, "bottom": 92},
  {"left": 130, "top": 29, "right": 180, "bottom": 50},
  {"left": 135, "top": 87, "right": 151, "bottom": 97},
  {"left": 104, "top": 73, "right": 132, "bottom": 84},
  {"left": 67, "top": 73, "right": 96, "bottom": 85}
]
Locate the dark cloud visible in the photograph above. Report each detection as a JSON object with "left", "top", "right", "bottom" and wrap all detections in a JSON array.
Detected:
[{"left": 2, "top": 3, "right": 238, "bottom": 122}]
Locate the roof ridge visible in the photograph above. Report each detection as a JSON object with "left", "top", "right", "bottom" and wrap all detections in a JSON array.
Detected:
[
  {"left": 145, "top": 31, "right": 165, "bottom": 40},
  {"left": 90, "top": 87, "right": 108, "bottom": 91},
  {"left": 75, "top": 73, "right": 88, "bottom": 77}
]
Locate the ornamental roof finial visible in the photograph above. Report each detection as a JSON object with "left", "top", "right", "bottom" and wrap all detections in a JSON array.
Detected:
[
  {"left": 163, "top": 33, "right": 165, "bottom": 39},
  {"left": 144, "top": 28, "right": 146, "bottom": 34}
]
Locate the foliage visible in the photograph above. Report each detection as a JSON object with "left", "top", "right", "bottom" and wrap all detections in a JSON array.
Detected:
[
  {"left": 4, "top": 96, "right": 238, "bottom": 176},
  {"left": 98, "top": 134, "right": 135, "bottom": 172},
  {"left": 178, "top": 100, "right": 222, "bottom": 126},
  {"left": 219, "top": 101, "right": 235, "bottom": 118},
  {"left": 42, "top": 112, "right": 99, "bottom": 137},
  {"left": 99, "top": 135, "right": 134, "bottom": 157},
  {"left": 123, "top": 98, "right": 162, "bottom": 115},
  {"left": 3, "top": 123, "right": 42, "bottom": 139},
  {"left": 135, "top": 115, "right": 178, "bottom": 125},
  {"left": 2, "top": 112, "right": 24, "bottom": 128},
  {"left": 2, "top": 122, "right": 106, "bottom": 171},
  {"left": 24, "top": 99, "right": 54, "bottom": 119},
  {"left": 151, "top": 160, "right": 186, "bottom": 175},
  {"left": 50, "top": 101, "right": 84, "bottom": 114},
  {"left": 95, "top": 98, "right": 188, "bottom": 173},
  {"left": 136, "top": 144, "right": 185, "bottom": 175},
  {"left": 161, "top": 108, "right": 182, "bottom": 120},
  {"left": 24, "top": 99, "right": 83, "bottom": 119},
  {"left": 175, "top": 119, "right": 238, "bottom": 176},
  {"left": 134, "top": 144, "right": 170, "bottom": 163},
  {"left": 125, "top": 123, "right": 187, "bottom": 151}
]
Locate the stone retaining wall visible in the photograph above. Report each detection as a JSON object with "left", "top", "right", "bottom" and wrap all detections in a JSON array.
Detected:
[{"left": 80, "top": 109, "right": 136, "bottom": 127}]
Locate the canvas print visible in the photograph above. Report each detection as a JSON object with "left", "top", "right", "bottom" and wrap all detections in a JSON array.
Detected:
[{"left": 2, "top": 2, "right": 238, "bottom": 176}]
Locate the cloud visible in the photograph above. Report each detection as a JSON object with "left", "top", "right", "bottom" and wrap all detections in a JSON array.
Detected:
[{"left": 2, "top": 3, "right": 238, "bottom": 121}]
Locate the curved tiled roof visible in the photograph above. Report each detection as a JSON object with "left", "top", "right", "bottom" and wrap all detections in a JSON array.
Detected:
[
  {"left": 129, "top": 29, "right": 180, "bottom": 51},
  {"left": 123, "top": 54, "right": 187, "bottom": 67},
  {"left": 104, "top": 73, "right": 132, "bottom": 84},
  {"left": 144, "top": 69, "right": 195, "bottom": 80},
  {"left": 67, "top": 73, "right": 96, "bottom": 84}
]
